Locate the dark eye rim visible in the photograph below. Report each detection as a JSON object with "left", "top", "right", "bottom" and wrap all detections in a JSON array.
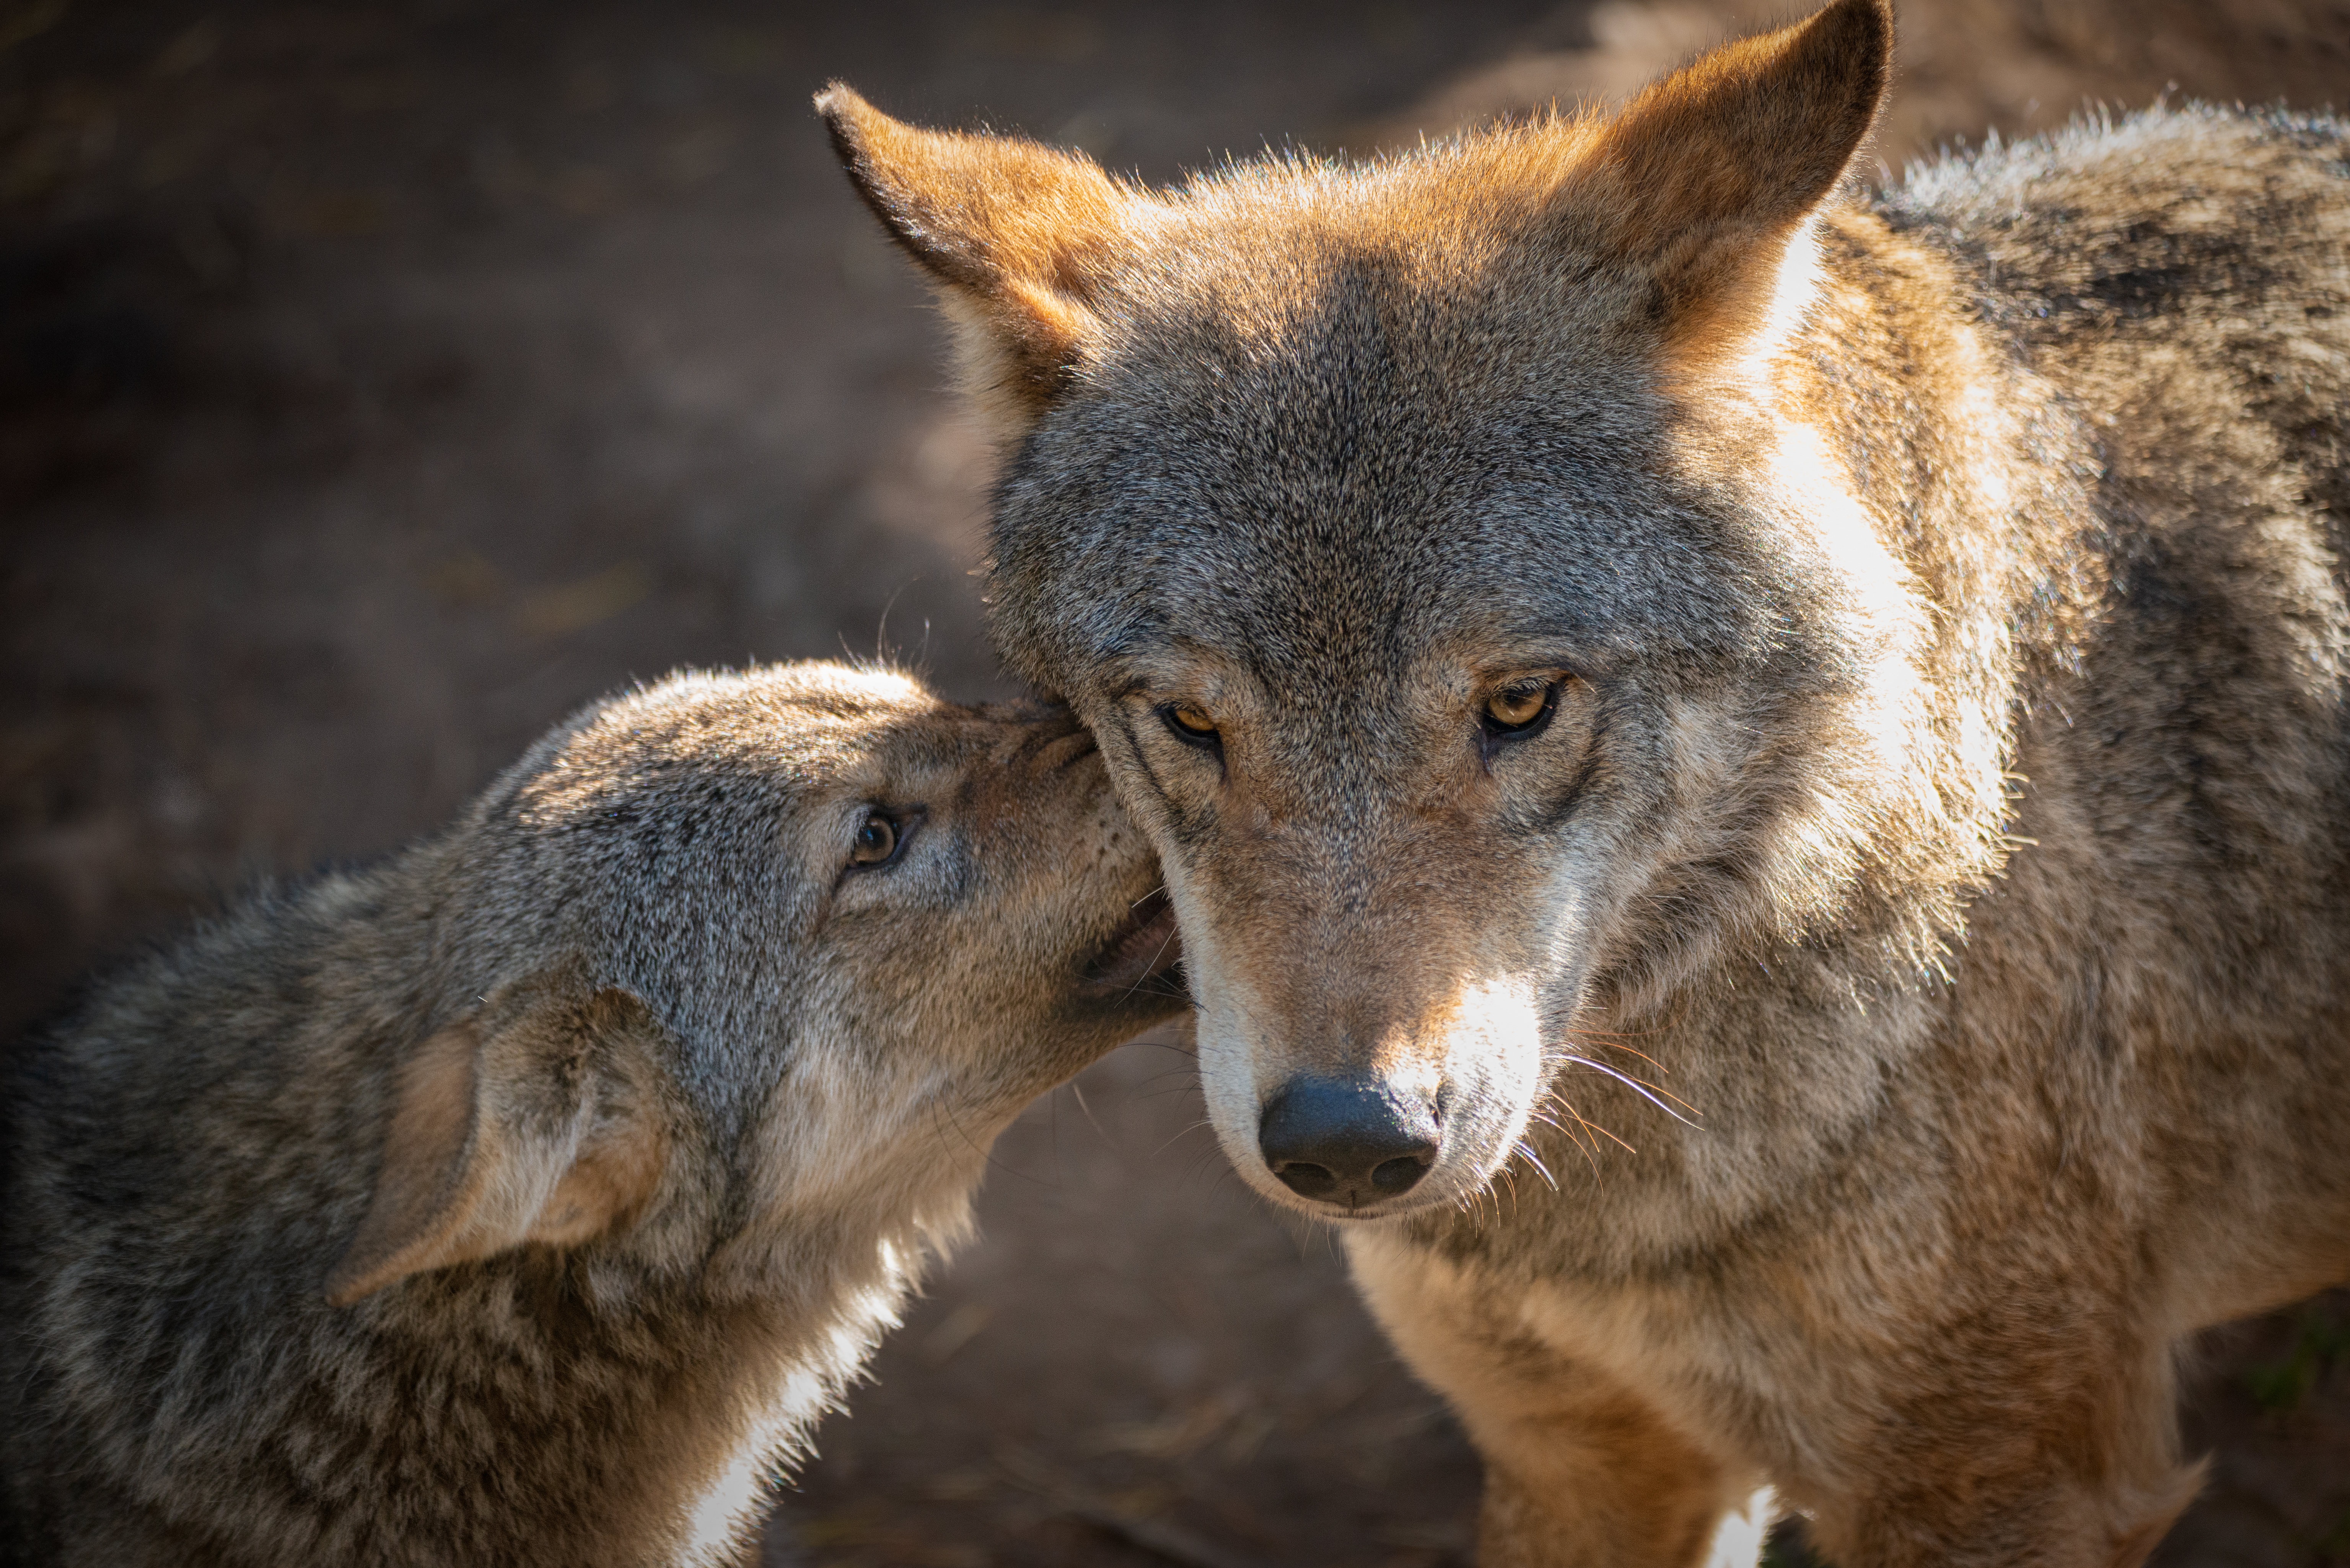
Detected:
[
  {"left": 1478, "top": 678, "right": 1562, "bottom": 758},
  {"left": 844, "top": 805, "right": 924, "bottom": 873},
  {"left": 1157, "top": 703, "right": 1225, "bottom": 757}
]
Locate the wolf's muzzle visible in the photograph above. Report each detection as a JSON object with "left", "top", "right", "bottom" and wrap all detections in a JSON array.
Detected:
[{"left": 1257, "top": 1076, "right": 1440, "bottom": 1210}]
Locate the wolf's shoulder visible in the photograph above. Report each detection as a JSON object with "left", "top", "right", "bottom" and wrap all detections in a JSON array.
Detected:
[{"left": 1871, "top": 104, "right": 2350, "bottom": 334}]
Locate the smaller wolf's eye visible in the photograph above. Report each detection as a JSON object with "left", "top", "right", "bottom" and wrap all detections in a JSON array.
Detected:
[
  {"left": 1483, "top": 680, "right": 1554, "bottom": 732},
  {"left": 847, "top": 810, "right": 909, "bottom": 869}
]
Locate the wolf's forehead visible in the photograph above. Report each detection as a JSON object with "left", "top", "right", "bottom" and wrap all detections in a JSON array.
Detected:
[
  {"left": 1103, "top": 241, "right": 1591, "bottom": 418},
  {"left": 997, "top": 384, "right": 1765, "bottom": 681},
  {"left": 989, "top": 238, "right": 1801, "bottom": 687},
  {"left": 1065, "top": 257, "right": 1684, "bottom": 534},
  {"left": 519, "top": 698, "right": 974, "bottom": 832}
]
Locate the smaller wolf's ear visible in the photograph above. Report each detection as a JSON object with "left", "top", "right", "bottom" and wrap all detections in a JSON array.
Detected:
[
  {"left": 816, "top": 83, "right": 1149, "bottom": 438},
  {"left": 1574, "top": 0, "right": 1891, "bottom": 365},
  {"left": 325, "top": 984, "right": 671, "bottom": 1307}
]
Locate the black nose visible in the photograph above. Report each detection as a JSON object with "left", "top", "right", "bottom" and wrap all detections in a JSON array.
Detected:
[{"left": 1257, "top": 1077, "right": 1440, "bottom": 1205}]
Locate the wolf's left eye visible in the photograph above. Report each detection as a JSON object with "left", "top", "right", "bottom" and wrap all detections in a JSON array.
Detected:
[
  {"left": 1164, "top": 704, "right": 1219, "bottom": 740},
  {"left": 1160, "top": 703, "right": 1223, "bottom": 756},
  {"left": 1482, "top": 680, "right": 1556, "bottom": 734},
  {"left": 847, "top": 809, "right": 917, "bottom": 870}
]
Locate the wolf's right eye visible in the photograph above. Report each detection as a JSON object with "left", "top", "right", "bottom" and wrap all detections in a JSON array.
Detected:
[
  {"left": 852, "top": 816, "right": 894, "bottom": 860},
  {"left": 847, "top": 809, "right": 917, "bottom": 870}
]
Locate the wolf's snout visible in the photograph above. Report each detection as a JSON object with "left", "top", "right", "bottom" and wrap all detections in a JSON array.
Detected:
[{"left": 1257, "top": 1077, "right": 1440, "bottom": 1208}]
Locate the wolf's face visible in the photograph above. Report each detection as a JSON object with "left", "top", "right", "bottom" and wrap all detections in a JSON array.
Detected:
[
  {"left": 984, "top": 275, "right": 1896, "bottom": 1222},
  {"left": 503, "top": 664, "right": 1186, "bottom": 1239},
  {"left": 822, "top": 0, "right": 1931, "bottom": 1220},
  {"left": 330, "top": 664, "right": 1183, "bottom": 1305}
]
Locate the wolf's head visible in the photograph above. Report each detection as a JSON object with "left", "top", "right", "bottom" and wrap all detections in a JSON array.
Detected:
[
  {"left": 821, "top": 1, "right": 1991, "bottom": 1224},
  {"left": 325, "top": 664, "right": 1183, "bottom": 1306}
]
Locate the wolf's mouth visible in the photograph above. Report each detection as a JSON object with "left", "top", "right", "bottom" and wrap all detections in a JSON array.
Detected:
[{"left": 1081, "top": 888, "right": 1186, "bottom": 999}]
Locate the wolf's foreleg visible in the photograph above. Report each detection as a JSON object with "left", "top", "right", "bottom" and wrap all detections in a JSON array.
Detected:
[
  {"left": 1799, "top": 1342, "right": 2205, "bottom": 1568},
  {"left": 1348, "top": 1234, "right": 1767, "bottom": 1568}
]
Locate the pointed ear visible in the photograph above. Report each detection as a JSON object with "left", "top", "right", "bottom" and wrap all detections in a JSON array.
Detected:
[
  {"left": 1572, "top": 0, "right": 1892, "bottom": 365},
  {"left": 325, "top": 983, "right": 671, "bottom": 1306},
  {"left": 816, "top": 83, "right": 1151, "bottom": 438}
]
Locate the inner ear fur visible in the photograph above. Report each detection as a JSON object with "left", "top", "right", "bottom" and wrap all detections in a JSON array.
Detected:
[
  {"left": 1565, "top": 0, "right": 1892, "bottom": 362},
  {"left": 815, "top": 82, "right": 1150, "bottom": 435},
  {"left": 325, "top": 982, "right": 673, "bottom": 1307}
]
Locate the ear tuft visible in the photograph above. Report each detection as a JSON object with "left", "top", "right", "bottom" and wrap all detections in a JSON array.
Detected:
[
  {"left": 325, "top": 984, "right": 671, "bottom": 1307},
  {"left": 816, "top": 83, "right": 1147, "bottom": 434}
]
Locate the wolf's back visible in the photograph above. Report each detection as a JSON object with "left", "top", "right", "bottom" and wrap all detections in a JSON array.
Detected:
[
  {"left": 1884, "top": 106, "right": 2350, "bottom": 545},
  {"left": 1870, "top": 107, "right": 2350, "bottom": 1249}
]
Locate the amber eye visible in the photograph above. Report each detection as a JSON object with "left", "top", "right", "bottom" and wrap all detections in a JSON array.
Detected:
[
  {"left": 1161, "top": 702, "right": 1222, "bottom": 754},
  {"left": 848, "top": 811, "right": 901, "bottom": 867},
  {"left": 1483, "top": 680, "right": 1554, "bottom": 732}
]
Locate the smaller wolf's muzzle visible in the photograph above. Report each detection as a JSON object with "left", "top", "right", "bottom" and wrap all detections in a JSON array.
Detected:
[{"left": 1256, "top": 1075, "right": 1440, "bottom": 1209}]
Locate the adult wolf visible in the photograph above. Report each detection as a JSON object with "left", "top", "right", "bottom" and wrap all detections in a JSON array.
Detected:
[{"left": 820, "top": 0, "right": 2350, "bottom": 1560}]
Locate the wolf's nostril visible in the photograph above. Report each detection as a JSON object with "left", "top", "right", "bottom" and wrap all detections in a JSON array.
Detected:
[
  {"left": 1258, "top": 1076, "right": 1440, "bottom": 1206},
  {"left": 1270, "top": 1161, "right": 1337, "bottom": 1199}
]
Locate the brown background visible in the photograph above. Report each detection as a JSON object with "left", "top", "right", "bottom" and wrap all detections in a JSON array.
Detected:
[{"left": 3, "top": 2, "right": 2347, "bottom": 1563}]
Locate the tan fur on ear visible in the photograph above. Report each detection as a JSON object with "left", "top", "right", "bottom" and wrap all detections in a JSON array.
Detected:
[
  {"left": 324, "top": 1020, "right": 486, "bottom": 1305},
  {"left": 815, "top": 83, "right": 1150, "bottom": 435},
  {"left": 325, "top": 986, "right": 669, "bottom": 1306},
  {"left": 1572, "top": 0, "right": 1892, "bottom": 366}
]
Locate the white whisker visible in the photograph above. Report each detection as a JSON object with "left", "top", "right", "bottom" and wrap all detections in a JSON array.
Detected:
[{"left": 1560, "top": 1055, "right": 1702, "bottom": 1127}]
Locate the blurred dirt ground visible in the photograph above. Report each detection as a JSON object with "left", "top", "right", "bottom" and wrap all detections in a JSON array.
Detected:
[{"left": 3, "top": 2, "right": 2348, "bottom": 1564}]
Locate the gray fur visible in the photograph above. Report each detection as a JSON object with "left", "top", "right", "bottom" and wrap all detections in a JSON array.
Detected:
[
  {"left": 820, "top": 5, "right": 2350, "bottom": 1558},
  {"left": 1, "top": 662, "right": 1181, "bottom": 1567}
]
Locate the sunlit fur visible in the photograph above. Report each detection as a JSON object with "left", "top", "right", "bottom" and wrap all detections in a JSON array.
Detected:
[
  {"left": 0, "top": 663, "right": 1182, "bottom": 1567},
  {"left": 823, "top": 0, "right": 2350, "bottom": 1559},
  {"left": 822, "top": 0, "right": 2350, "bottom": 1561}
]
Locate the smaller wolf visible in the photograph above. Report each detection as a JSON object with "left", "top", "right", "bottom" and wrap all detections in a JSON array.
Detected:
[{"left": 0, "top": 661, "right": 1182, "bottom": 1568}]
